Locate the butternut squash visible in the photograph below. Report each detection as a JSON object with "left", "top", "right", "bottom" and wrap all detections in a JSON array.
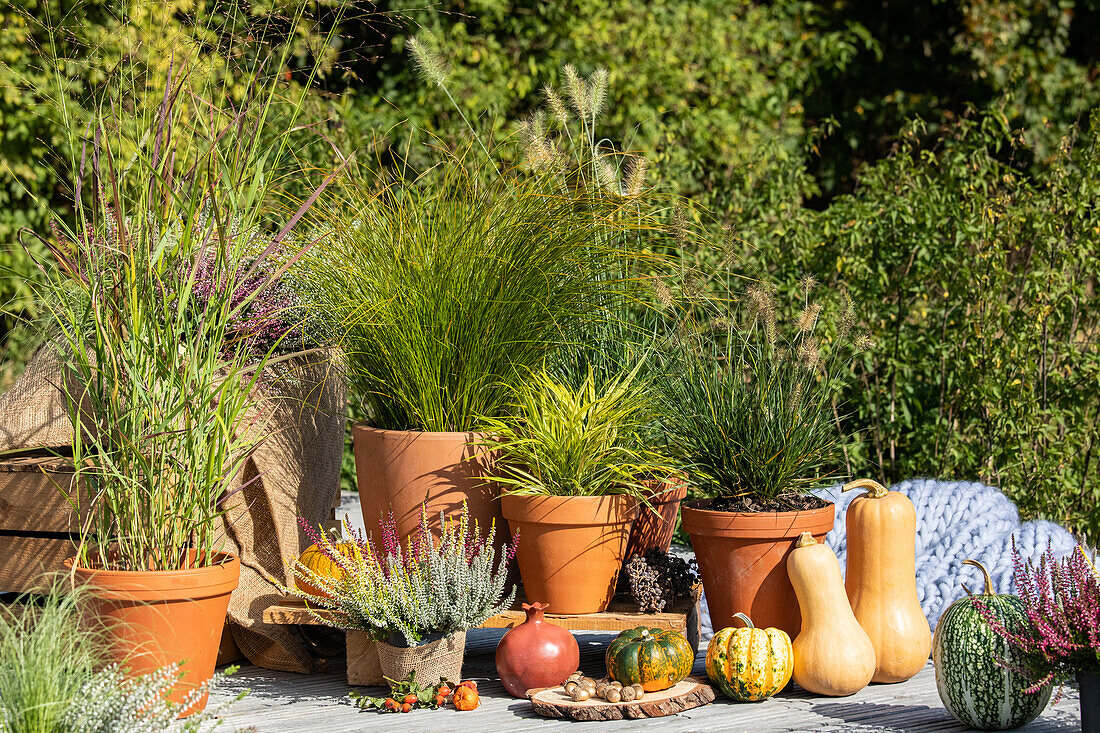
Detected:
[
  {"left": 787, "top": 532, "right": 876, "bottom": 696},
  {"left": 843, "top": 478, "right": 932, "bottom": 684}
]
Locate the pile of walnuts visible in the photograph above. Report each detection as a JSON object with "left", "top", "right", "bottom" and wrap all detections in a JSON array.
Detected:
[{"left": 562, "top": 672, "right": 645, "bottom": 703}]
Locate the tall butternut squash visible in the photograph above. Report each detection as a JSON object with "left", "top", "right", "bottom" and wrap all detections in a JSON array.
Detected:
[
  {"left": 787, "top": 532, "right": 876, "bottom": 697},
  {"left": 843, "top": 478, "right": 932, "bottom": 683}
]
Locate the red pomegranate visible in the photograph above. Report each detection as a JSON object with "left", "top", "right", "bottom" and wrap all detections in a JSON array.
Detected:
[{"left": 495, "top": 602, "right": 580, "bottom": 697}]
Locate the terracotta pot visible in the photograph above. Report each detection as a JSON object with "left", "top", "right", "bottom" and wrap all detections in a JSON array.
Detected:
[
  {"left": 623, "top": 477, "right": 688, "bottom": 560},
  {"left": 353, "top": 425, "right": 507, "bottom": 547},
  {"left": 66, "top": 552, "right": 240, "bottom": 716},
  {"left": 681, "top": 499, "right": 834, "bottom": 638},
  {"left": 495, "top": 602, "right": 580, "bottom": 697},
  {"left": 501, "top": 494, "right": 637, "bottom": 614}
]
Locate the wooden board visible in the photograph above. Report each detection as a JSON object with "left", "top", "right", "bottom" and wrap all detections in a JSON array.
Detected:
[
  {"left": 0, "top": 535, "right": 76, "bottom": 593},
  {"left": 0, "top": 455, "right": 82, "bottom": 533},
  {"left": 264, "top": 593, "right": 698, "bottom": 638},
  {"left": 528, "top": 676, "right": 715, "bottom": 720}
]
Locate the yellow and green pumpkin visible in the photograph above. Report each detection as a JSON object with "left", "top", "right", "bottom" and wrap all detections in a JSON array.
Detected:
[
  {"left": 605, "top": 627, "right": 695, "bottom": 692},
  {"left": 705, "top": 612, "right": 793, "bottom": 702},
  {"left": 293, "top": 541, "right": 358, "bottom": 599}
]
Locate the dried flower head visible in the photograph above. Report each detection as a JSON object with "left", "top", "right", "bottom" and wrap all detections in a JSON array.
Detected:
[
  {"left": 653, "top": 278, "right": 674, "bottom": 309},
  {"left": 624, "top": 156, "right": 648, "bottom": 197},
  {"left": 797, "top": 302, "right": 824, "bottom": 334},
  {"left": 543, "top": 83, "right": 571, "bottom": 127},
  {"left": 800, "top": 273, "right": 818, "bottom": 296},
  {"left": 407, "top": 36, "right": 448, "bottom": 87},
  {"left": 563, "top": 64, "right": 587, "bottom": 115},
  {"left": 587, "top": 67, "right": 610, "bottom": 118},
  {"left": 745, "top": 284, "right": 778, "bottom": 346},
  {"left": 798, "top": 336, "right": 821, "bottom": 370}
]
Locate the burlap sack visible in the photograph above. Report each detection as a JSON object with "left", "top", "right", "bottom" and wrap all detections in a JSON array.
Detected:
[
  {"left": 216, "top": 349, "right": 347, "bottom": 673},
  {"left": 0, "top": 347, "right": 72, "bottom": 452},
  {"left": 0, "top": 346, "right": 348, "bottom": 674},
  {"left": 376, "top": 631, "right": 466, "bottom": 684}
]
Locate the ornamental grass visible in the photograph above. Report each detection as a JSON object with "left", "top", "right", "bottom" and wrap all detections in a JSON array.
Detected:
[{"left": 22, "top": 11, "right": 342, "bottom": 572}]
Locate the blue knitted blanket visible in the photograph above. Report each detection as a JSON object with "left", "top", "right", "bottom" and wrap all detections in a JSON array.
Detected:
[{"left": 697, "top": 478, "right": 1081, "bottom": 639}]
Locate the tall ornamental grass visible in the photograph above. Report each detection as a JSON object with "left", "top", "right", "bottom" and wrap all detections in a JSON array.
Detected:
[
  {"left": 299, "top": 149, "right": 663, "bottom": 433},
  {"left": 24, "top": 9, "right": 344, "bottom": 571}
]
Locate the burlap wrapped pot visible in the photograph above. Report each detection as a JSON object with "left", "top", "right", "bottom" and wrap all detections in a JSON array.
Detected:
[{"left": 376, "top": 631, "right": 466, "bottom": 684}]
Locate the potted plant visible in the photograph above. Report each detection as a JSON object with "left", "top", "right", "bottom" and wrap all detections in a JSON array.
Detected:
[
  {"left": 288, "top": 502, "right": 516, "bottom": 682},
  {"left": 299, "top": 151, "right": 649, "bottom": 552},
  {"left": 480, "top": 363, "right": 676, "bottom": 614},
  {"left": 655, "top": 281, "right": 863, "bottom": 636},
  {"left": 981, "top": 544, "right": 1100, "bottom": 732},
  {"left": 26, "top": 56, "right": 333, "bottom": 712}
]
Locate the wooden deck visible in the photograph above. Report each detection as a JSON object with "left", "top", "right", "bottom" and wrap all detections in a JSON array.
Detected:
[{"left": 208, "top": 628, "right": 1083, "bottom": 732}]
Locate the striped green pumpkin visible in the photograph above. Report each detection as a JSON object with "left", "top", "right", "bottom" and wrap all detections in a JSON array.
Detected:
[
  {"left": 932, "top": 560, "right": 1052, "bottom": 730},
  {"left": 605, "top": 627, "right": 695, "bottom": 692}
]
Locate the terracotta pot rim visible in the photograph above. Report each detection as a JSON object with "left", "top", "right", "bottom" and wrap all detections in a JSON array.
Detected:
[
  {"left": 352, "top": 423, "right": 490, "bottom": 441},
  {"left": 64, "top": 552, "right": 241, "bottom": 600},
  {"left": 501, "top": 493, "right": 638, "bottom": 525},
  {"left": 681, "top": 498, "right": 835, "bottom": 538}
]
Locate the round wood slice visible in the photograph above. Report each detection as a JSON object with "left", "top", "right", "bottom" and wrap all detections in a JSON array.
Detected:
[{"left": 528, "top": 677, "right": 715, "bottom": 721}]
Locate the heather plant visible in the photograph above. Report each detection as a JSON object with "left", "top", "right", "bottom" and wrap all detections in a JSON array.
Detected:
[
  {"left": 654, "top": 278, "right": 867, "bottom": 509},
  {"left": 479, "top": 363, "right": 676, "bottom": 498},
  {"left": 289, "top": 502, "right": 517, "bottom": 646},
  {"left": 60, "top": 664, "right": 243, "bottom": 733},
  {"left": 981, "top": 543, "right": 1100, "bottom": 689}
]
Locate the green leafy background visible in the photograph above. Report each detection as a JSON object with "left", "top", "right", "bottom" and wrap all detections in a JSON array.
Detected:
[{"left": 2, "top": 0, "right": 1097, "bottom": 541}]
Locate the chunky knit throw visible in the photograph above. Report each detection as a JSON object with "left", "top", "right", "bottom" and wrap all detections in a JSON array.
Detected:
[{"left": 697, "top": 478, "right": 1080, "bottom": 639}]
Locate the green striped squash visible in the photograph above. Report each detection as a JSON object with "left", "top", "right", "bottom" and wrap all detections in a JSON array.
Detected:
[
  {"left": 932, "top": 560, "right": 1052, "bottom": 730},
  {"left": 605, "top": 627, "right": 695, "bottom": 692}
]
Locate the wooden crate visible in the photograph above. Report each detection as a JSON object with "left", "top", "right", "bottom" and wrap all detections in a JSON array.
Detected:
[{"left": 0, "top": 453, "right": 82, "bottom": 593}]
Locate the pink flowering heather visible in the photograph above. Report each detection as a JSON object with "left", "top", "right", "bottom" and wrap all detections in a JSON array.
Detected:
[
  {"left": 289, "top": 502, "right": 519, "bottom": 646},
  {"left": 980, "top": 541, "right": 1100, "bottom": 687},
  {"left": 191, "top": 246, "right": 308, "bottom": 361}
]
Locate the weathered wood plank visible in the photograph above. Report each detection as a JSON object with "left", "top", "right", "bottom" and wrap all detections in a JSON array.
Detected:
[
  {"left": 265, "top": 594, "right": 697, "bottom": 638},
  {"left": 0, "top": 457, "right": 81, "bottom": 532},
  {"left": 0, "top": 535, "right": 75, "bottom": 592}
]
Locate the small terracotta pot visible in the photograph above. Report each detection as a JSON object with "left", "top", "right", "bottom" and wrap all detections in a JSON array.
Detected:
[
  {"left": 66, "top": 552, "right": 240, "bottom": 716},
  {"left": 353, "top": 425, "right": 507, "bottom": 547},
  {"left": 502, "top": 494, "right": 637, "bottom": 614},
  {"left": 623, "top": 477, "right": 688, "bottom": 560},
  {"left": 495, "top": 602, "right": 580, "bottom": 697},
  {"left": 681, "top": 499, "right": 834, "bottom": 638}
]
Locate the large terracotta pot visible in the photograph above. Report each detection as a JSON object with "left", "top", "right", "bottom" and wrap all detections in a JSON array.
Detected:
[
  {"left": 353, "top": 425, "right": 506, "bottom": 547},
  {"left": 66, "top": 551, "right": 240, "bottom": 716},
  {"left": 623, "top": 477, "right": 688, "bottom": 560},
  {"left": 495, "top": 602, "right": 580, "bottom": 697},
  {"left": 501, "top": 494, "right": 637, "bottom": 614},
  {"left": 681, "top": 499, "right": 834, "bottom": 638}
]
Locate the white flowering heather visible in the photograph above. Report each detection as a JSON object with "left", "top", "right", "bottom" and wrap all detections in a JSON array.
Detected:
[
  {"left": 61, "top": 663, "right": 245, "bottom": 733},
  {"left": 289, "top": 502, "right": 517, "bottom": 646}
]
